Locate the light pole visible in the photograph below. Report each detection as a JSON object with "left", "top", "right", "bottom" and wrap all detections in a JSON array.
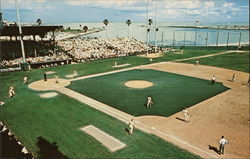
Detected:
[
  {"left": 15, "top": 0, "right": 27, "bottom": 70},
  {"left": 146, "top": 0, "right": 149, "bottom": 56},
  {"left": 154, "top": 0, "right": 157, "bottom": 53}
]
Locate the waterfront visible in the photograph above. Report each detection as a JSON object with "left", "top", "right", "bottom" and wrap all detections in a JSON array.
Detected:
[{"left": 54, "top": 22, "right": 249, "bottom": 46}]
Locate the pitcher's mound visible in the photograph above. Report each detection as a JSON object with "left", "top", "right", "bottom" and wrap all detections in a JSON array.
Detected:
[
  {"left": 125, "top": 80, "right": 153, "bottom": 88},
  {"left": 29, "top": 78, "right": 70, "bottom": 91}
]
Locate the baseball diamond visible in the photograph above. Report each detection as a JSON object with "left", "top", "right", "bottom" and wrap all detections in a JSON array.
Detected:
[
  {"left": 68, "top": 69, "right": 229, "bottom": 117},
  {"left": 1, "top": 49, "right": 249, "bottom": 159},
  {"left": 1, "top": 0, "right": 250, "bottom": 158}
]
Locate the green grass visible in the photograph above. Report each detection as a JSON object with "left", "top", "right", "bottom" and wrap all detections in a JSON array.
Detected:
[
  {"left": 68, "top": 69, "right": 229, "bottom": 117},
  {"left": 1, "top": 88, "right": 202, "bottom": 159},
  {"left": 181, "top": 51, "right": 250, "bottom": 73},
  {"left": 0, "top": 49, "right": 234, "bottom": 158}
]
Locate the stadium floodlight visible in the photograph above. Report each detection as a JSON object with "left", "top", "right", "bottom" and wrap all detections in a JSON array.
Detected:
[
  {"left": 154, "top": 0, "right": 157, "bottom": 53},
  {"left": 146, "top": 0, "right": 149, "bottom": 56},
  {"left": 15, "top": 0, "right": 28, "bottom": 70}
]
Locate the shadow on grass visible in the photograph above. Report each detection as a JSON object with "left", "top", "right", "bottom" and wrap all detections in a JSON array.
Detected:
[{"left": 37, "top": 137, "right": 69, "bottom": 159}]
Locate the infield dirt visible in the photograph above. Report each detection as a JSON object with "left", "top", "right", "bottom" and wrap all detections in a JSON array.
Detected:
[{"left": 136, "top": 62, "right": 249, "bottom": 159}]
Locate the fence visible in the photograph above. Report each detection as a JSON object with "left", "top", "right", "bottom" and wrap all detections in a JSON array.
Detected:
[{"left": 149, "top": 30, "right": 249, "bottom": 47}]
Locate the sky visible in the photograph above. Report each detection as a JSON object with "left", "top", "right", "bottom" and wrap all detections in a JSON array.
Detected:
[{"left": 1, "top": 0, "right": 249, "bottom": 24}]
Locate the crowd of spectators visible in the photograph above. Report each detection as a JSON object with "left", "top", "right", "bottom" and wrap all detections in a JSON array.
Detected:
[
  {"left": 1, "top": 37, "right": 171, "bottom": 71},
  {"left": 0, "top": 53, "right": 71, "bottom": 70},
  {"left": 57, "top": 37, "right": 156, "bottom": 62}
]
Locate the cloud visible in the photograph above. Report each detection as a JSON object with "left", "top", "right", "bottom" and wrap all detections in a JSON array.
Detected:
[
  {"left": 160, "top": 0, "right": 200, "bottom": 9},
  {"left": 2, "top": 0, "right": 47, "bottom": 3},
  {"left": 204, "top": 1, "right": 214, "bottom": 8},
  {"left": 223, "top": 2, "right": 234, "bottom": 8},
  {"left": 2, "top": 0, "right": 49, "bottom": 10},
  {"left": 2, "top": 0, "right": 249, "bottom": 23},
  {"left": 66, "top": 0, "right": 146, "bottom": 11}
]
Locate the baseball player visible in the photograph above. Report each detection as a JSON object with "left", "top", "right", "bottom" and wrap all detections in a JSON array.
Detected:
[
  {"left": 73, "top": 69, "right": 78, "bottom": 77},
  {"left": 23, "top": 76, "right": 28, "bottom": 84},
  {"left": 0, "top": 101, "right": 4, "bottom": 106},
  {"left": 248, "top": 77, "right": 250, "bottom": 86},
  {"left": 211, "top": 75, "right": 216, "bottom": 85},
  {"left": 8, "top": 87, "right": 15, "bottom": 98},
  {"left": 128, "top": 119, "right": 135, "bottom": 135},
  {"left": 44, "top": 72, "right": 47, "bottom": 81},
  {"left": 231, "top": 74, "right": 236, "bottom": 82},
  {"left": 195, "top": 60, "right": 199, "bottom": 66},
  {"left": 55, "top": 75, "right": 59, "bottom": 84},
  {"left": 149, "top": 58, "right": 153, "bottom": 63},
  {"left": 146, "top": 96, "right": 153, "bottom": 108},
  {"left": 140, "top": 65, "right": 143, "bottom": 71},
  {"left": 182, "top": 108, "right": 190, "bottom": 123},
  {"left": 219, "top": 136, "right": 228, "bottom": 155}
]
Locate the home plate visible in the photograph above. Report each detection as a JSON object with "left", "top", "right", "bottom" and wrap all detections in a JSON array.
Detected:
[{"left": 80, "top": 125, "right": 126, "bottom": 152}]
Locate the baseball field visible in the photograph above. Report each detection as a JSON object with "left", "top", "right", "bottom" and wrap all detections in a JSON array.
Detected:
[
  {"left": 1, "top": 48, "right": 249, "bottom": 159},
  {"left": 68, "top": 69, "right": 229, "bottom": 117}
]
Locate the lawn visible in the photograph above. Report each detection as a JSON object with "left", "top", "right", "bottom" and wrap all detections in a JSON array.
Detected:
[
  {"left": 68, "top": 69, "right": 229, "bottom": 117},
  {"left": 0, "top": 49, "right": 232, "bottom": 158},
  {"left": 1, "top": 82, "right": 201, "bottom": 159},
  {"left": 181, "top": 51, "right": 250, "bottom": 73}
]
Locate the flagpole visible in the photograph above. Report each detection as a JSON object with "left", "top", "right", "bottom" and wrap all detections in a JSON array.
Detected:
[
  {"left": 146, "top": 0, "right": 149, "bottom": 56},
  {"left": 15, "top": 0, "right": 26, "bottom": 64},
  {"left": 154, "top": 0, "right": 157, "bottom": 53}
]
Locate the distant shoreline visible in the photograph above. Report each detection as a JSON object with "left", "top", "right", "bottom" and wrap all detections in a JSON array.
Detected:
[{"left": 163, "top": 25, "right": 250, "bottom": 30}]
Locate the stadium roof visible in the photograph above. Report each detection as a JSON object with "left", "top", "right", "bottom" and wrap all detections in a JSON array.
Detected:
[{"left": 0, "top": 25, "right": 63, "bottom": 37}]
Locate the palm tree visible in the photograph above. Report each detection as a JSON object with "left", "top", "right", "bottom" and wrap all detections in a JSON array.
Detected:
[
  {"left": 126, "top": 19, "right": 132, "bottom": 38},
  {"left": 195, "top": 20, "right": 199, "bottom": 27},
  {"left": 36, "top": 18, "right": 42, "bottom": 26},
  {"left": 148, "top": 19, "right": 153, "bottom": 46},
  {"left": 148, "top": 19, "right": 153, "bottom": 26},
  {"left": 83, "top": 26, "right": 88, "bottom": 33},
  {"left": 103, "top": 19, "right": 109, "bottom": 38}
]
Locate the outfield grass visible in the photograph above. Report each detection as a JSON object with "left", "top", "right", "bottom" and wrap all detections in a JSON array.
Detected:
[
  {"left": 181, "top": 51, "right": 250, "bottom": 73},
  {"left": 68, "top": 69, "right": 229, "bottom": 117},
  {"left": 0, "top": 49, "right": 231, "bottom": 158},
  {"left": 1, "top": 88, "right": 202, "bottom": 159}
]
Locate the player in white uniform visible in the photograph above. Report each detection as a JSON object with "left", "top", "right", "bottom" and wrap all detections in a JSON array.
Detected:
[
  {"left": 128, "top": 119, "right": 135, "bottom": 135},
  {"left": 219, "top": 136, "right": 228, "bottom": 155},
  {"left": 231, "top": 74, "right": 236, "bottom": 82},
  {"left": 182, "top": 108, "right": 190, "bottom": 123},
  {"left": 73, "top": 69, "right": 78, "bottom": 77},
  {"left": 23, "top": 76, "right": 28, "bottom": 84},
  {"left": 195, "top": 60, "right": 199, "bottom": 66},
  {"left": 211, "top": 75, "right": 216, "bottom": 85},
  {"left": 146, "top": 96, "right": 153, "bottom": 108},
  {"left": 140, "top": 65, "right": 143, "bottom": 71},
  {"left": 8, "top": 87, "right": 15, "bottom": 98}
]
